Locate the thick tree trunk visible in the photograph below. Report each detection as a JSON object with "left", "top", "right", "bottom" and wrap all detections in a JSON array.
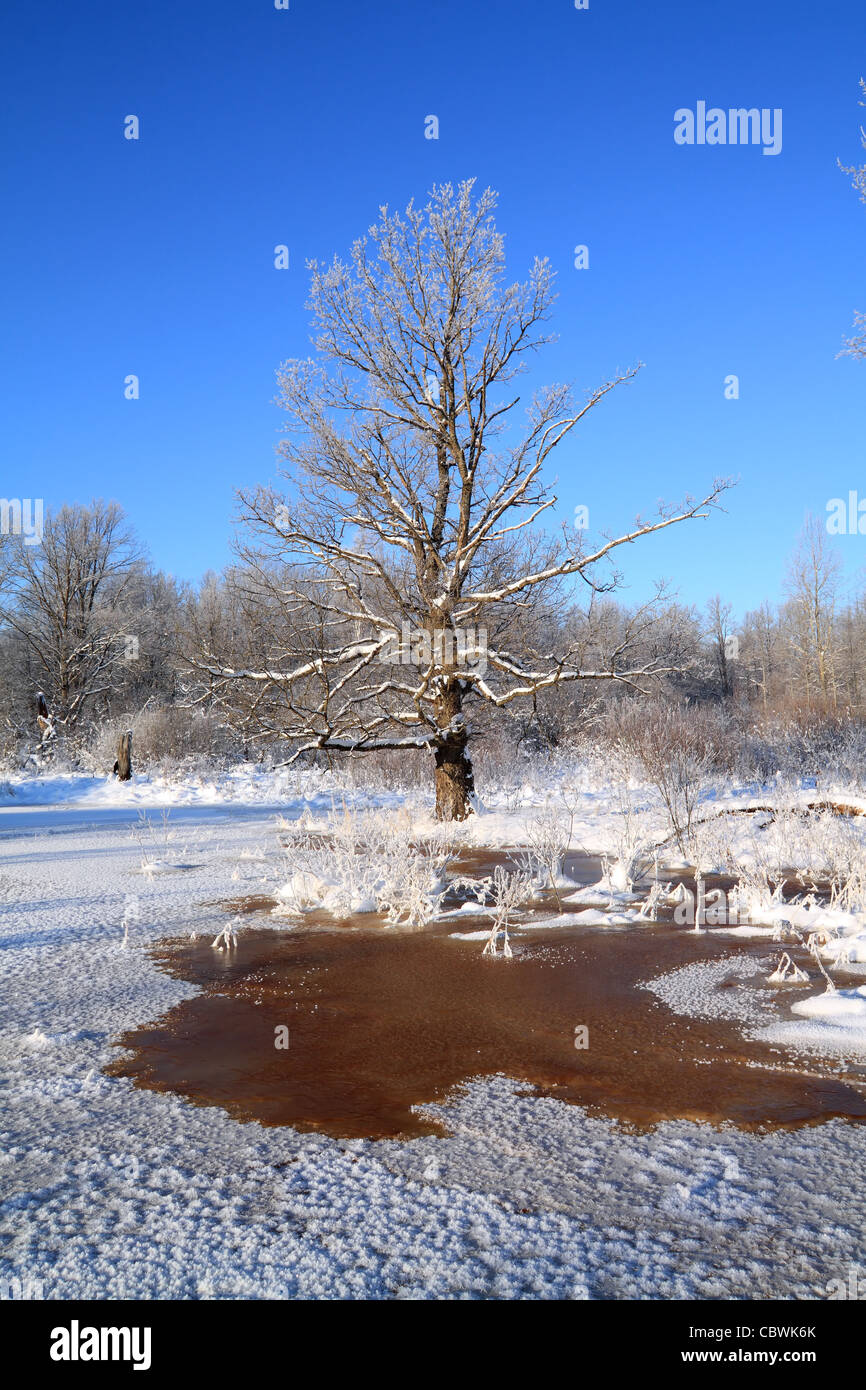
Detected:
[
  {"left": 114, "top": 730, "right": 133, "bottom": 781},
  {"left": 434, "top": 684, "right": 475, "bottom": 821}
]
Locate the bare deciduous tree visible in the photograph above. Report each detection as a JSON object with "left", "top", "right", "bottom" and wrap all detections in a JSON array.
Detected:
[
  {"left": 740, "top": 601, "right": 780, "bottom": 716},
  {"left": 0, "top": 501, "right": 142, "bottom": 749},
  {"left": 785, "top": 514, "right": 842, "bottom": 710},
  {"left": 706, "top": 594, "right": 735, "bottom": 698},
  {"left": 195, "top": 182, "right": 728, "bottom": 819}
]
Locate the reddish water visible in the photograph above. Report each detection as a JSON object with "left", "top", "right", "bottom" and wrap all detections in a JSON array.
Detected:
[{"left": 110, "top": 913, "right": 866, "bottom": 1140}]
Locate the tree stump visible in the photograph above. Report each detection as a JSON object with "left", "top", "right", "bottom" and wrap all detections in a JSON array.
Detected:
[
  {"left": 114, "top": 730, "right": 133, "bottom": 781},
  {"left": 35, "top": 691, "right": 54, "bottom": 747}
]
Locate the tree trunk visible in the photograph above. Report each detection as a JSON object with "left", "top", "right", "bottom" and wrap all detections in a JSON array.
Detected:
[
  {"left": 114, "top": 730, "right": 133, "bottom": 781},
  {"left": 434, "top": 684, "right": 474, "bottom": 821}
]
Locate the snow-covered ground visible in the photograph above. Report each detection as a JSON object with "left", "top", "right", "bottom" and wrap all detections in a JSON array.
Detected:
[{"left": 2, "top": 765, "right": 866, "bottom": 1300}]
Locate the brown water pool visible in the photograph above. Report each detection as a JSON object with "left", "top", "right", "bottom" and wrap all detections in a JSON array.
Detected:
[{"left": 108, "top": 913, "right": 866, "bottom": 1140}]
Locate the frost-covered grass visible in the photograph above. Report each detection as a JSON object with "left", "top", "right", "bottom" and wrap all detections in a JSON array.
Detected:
[{"left": 273, "top": 806, "right": 455, "bottom": 926}]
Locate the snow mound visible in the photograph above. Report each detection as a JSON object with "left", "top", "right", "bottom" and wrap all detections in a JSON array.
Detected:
[{"left": 791, "top": 985, "right": 866, "bottom": 1024}]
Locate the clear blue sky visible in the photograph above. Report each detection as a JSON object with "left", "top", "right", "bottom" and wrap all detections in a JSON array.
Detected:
[{"left": 2, "top": 0, "right": 864, "bottom": 619}]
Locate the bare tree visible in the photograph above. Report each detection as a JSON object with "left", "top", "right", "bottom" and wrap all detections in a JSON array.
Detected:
[
  {"left": 196, "top": 182, "right": 728, "bottom": 819},
  {"left": 838, "top": 79, "right": 866, "bottom": 360},
  {"left": 785, "top": 514, "right": 841, "bottom": 709},
  {"left": 706, "top": 594, "right": 735, "bottom": 698},
  {"left": 0, "top": 501, "right": 142, "bottom": 749},
  {"left": 741, "top": 601, "right": 780, "bottom": 716}
]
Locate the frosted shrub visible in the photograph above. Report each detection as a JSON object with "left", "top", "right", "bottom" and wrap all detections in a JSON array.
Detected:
[
  {"left": 637, "top": 878, "right": 671, "bottom": 921},
  {"left": 775, "top": 715, "right": 866, "bottom": 792},
  {"left": 131, "top": 808, "right": 175, "bottom": 873},
  {"left": 804, "top": 813, "right": 866, "bottom": 913},
  {"left": 773, "top": 918, "right": 837, "bottom": 994},
  {"left": 86, "top": 706, "right": 234, "bottom": 775},
  {"left": 732, "top": 857, "right": 784, "bottom": 924},
  {"left": 606, "top": 774, "right": 658, "bottom": 890},
  {"left": 275, "top": 806, "right": 454, "bottom": 927},
  {"left": 482, "top": 866, "right": 532, "bottom": 959},
  {"left": 684, "top": 818, "right": 732, "bottom": 931},
  {"left": 212, "top": 917, "right": 240, "bottom": 951},
  {"left": 604, "top": 701, "right": 727, "bottom": 856},
  {"left": 729, "top": 809, "right": 818, "bottom": 922},
  {"left": 513, "top": 804, "right": 574, "bottom": 909},
  {"left": 756, "top": 807, "right": 866, "bottom": 912}
]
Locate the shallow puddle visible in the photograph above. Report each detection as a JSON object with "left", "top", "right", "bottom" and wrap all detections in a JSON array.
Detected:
[{"left": 109, "top": 912, "right": 866, "bottom": 1140}]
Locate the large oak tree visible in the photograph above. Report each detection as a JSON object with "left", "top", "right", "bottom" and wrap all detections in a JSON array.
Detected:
[{"left": 198, "top": 182, "right": 727, "bottom": 819}]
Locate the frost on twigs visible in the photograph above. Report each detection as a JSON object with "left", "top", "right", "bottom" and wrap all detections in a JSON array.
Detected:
[
  {"left": 482, "top": 865, "right": 532, "bottom": 960},
  {"left": 767, "top": 953, "right": 809, "bottom": 985},
  {"left": 637, "top": 879, "right": 672, "bottom": 922},
  {"left": 212, "top": 917, "right": 240, "bottom": 952},
  {"left": 132, "top": 808, "right": 176, "bottom": 875},
  {"left": 513, "top": 802, "right": 575, "bottom": 910},
  {"left": 774, "top": 919, "right": 837, "bottom": 995},
  {"left": 275, "top": 806, "right": 454, "bottom": 927}
]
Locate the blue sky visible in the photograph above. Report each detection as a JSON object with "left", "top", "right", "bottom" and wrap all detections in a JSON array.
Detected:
[{"left": 2, "top": 0, "right": 864, "bottom": 619}]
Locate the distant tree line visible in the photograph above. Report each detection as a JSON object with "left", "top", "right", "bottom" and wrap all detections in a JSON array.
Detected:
[{"left": 0, "top": 498, "right": 863, "bottom": 777}]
